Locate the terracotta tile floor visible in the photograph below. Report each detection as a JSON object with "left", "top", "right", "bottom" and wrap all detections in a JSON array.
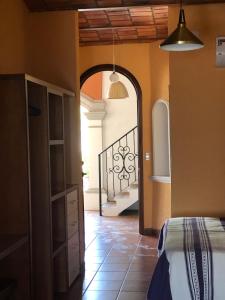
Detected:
[
  {"left": 82, "top": 211, "right": 158, "bottom": 300},
  {"left": 57, "top": 211, "right": 158, "bottom": 300}
]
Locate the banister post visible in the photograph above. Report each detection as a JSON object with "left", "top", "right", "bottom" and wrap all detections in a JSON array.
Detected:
[{"left": 98, "top": 154, "right": 102, "bottom": 216}]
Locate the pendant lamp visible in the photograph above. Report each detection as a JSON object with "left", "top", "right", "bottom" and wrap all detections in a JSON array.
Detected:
[
  {"left": 107, "top": 30, "right": 129, "bottom": 99},
  {"left": 160, "top": 0, "right": 204, "bottom": 52}
]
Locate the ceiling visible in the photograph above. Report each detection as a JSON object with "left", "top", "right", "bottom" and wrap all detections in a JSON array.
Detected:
[
  {"left": 25, "top": 0, "right": 225, "bottom": 11},
  {"left": 79, "top": 6, "right": 168, "bottom": 46},
  {"left": 24, "top": 0, "right": 225, "bottom": 46}
]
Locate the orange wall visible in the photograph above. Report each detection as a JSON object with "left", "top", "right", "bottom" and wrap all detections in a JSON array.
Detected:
[
  {"left": 152, "top": 182, "right": 171, "bottom": 229},
  {"left": 149, "top": 41, "right": 171, "bottom": 230},
  {"left": 0, "top": 0, "right": 78, "bottom": 92},
  {"left": 0, "top": 0, "right": 28, "bottom": 73},
  {"left": 150, "top": 41, "right": 169, "bottom": 102},
  {"left": 82, "top": 72, "right": 102, "bottom": 100},
  {"left": 26, "top": 10, "right": 77, "bottom": 91},
  {"left": 169, "top": 4, "right": 225, "bottom": 217}
]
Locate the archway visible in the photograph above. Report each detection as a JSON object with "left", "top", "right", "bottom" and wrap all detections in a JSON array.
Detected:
[{"left": 80, "top": 64, "right": 144, "bottom": 234}]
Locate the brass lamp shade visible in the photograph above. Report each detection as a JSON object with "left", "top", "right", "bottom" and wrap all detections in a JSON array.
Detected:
[
  {"left": 160, "top": 9, "right": 204, "bottom": 51},
  {"left": 107, "top": 81, "right": 129, "bottom": 99}
]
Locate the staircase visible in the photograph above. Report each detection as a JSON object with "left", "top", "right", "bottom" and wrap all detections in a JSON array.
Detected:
[
  {"left": 98, "top": 126, "right": 139, "bottom": 216},
  {"left": 102, "top": 181, "right": 138, "bottom": 216}
]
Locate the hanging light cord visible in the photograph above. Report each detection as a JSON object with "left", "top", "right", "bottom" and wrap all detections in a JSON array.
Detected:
[
  {"left": 180, "top": 0, "right": 183, "bottom": 9},
  {"left": 112, "top": 29, "right": 115, "bottom": 73}
]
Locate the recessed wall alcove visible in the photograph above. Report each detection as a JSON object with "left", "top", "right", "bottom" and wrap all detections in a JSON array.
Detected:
[{"left": 152, "top": 99, "right": 171, "bottom": 183}]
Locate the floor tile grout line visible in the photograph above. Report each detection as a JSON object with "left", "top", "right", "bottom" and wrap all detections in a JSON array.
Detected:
[
  {"left": 115, "top": 234, "right": 142, "bottom": 299},
  {"left": 83, "top": 242, "right": 134, "bottom": 295},
  {"left": 82, "top": 230, "right": 120, "bottom": 296},
  {"left": 84, "top": 227, "right": 98, "bottom": 250},
  {"left": 83, "top": 229, "right": 105, "bottom": 295},
  {"left": 83, "top": 226, "right": 100, "bottom": 294}
]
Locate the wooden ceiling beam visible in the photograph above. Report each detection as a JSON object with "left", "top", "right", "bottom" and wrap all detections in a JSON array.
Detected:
[{"left": 25, "top": 0, "right": 225, "bottom": 12}]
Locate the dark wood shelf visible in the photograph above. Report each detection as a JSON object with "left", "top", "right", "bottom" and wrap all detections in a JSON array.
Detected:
[
  {"left": 0, "top": 235, "right": 28, "bottom": 261},
  {"left": 51, "top": 191, "right": 66, "bottom": 202},
  {"left": 48, "top": 93, "right": 64, "bottom": 141},
  {"left": 66, "top": 184, "right": 78, "bottom": 194},
  {"left": 49, "top": 140, "right": 64, "bottom": 146},
  {"left": 50, "top": 144, "right": 65, "bottom": 197},
  {"left": 52, "top": 241, "right": 66, "bottom": 258}
]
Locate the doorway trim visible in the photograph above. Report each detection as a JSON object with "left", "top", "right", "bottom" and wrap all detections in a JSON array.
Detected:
[{"left": 80, "top": 64, "right": 144, "bottom": 235}]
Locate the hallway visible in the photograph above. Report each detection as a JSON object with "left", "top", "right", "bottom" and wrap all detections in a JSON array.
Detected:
[
  {"left": 57, "top": 211, "right": 158, "bottom": 300},
  {"left": 82, "top": 211, "right": 157, "bottom": 300}
]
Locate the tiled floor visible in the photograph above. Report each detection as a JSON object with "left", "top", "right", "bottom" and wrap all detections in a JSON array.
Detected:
[
  {"left": 58, "top": 211, "right": 158, "bottom": 300},
  {"left": 83, "top": 211, "right": 157, "bottom": 300}
]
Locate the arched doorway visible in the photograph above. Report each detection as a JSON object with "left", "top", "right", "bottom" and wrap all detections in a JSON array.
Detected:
[{"left": 80, "top": 64, "right": 144, "bottom": 234}]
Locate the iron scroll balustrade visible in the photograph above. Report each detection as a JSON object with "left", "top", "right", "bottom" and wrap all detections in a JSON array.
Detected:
[
  {"left": 98, "top": 126, "right": 138, "bottom": 216},
  {"left": 110, "top": 145, "right": 137, "bottom": 180}
]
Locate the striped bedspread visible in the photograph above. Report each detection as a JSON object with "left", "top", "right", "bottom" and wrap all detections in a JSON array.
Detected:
[{"left": 161, "top": 217, "right": 225, "bottom": 300}]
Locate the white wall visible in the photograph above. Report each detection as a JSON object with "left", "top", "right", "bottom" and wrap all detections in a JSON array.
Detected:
[
  {"left": 102, "top": 71, "right": 137, "bottom": 148},
  {"left": 152, "top": 100, "right": 171, "bottom": 177}
]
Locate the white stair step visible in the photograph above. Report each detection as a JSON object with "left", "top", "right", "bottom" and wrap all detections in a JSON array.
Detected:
[
  {"left": 103, "top": 192, "right": 138, "bottom": 217},
  {"left": 129, "top": 182, "right": 139, "bottom": 189},
  {"left": 102, "top": 181, "right": 139, "bottom": 217},
  {"left": 102, "top": 202, "right": 117, "bottom": 208},
  {"left": 115, "top": 191, "right": 130, "bottom": 198}
]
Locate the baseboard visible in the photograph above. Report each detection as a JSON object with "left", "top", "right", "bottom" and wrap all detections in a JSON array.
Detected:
[{"left": 143, "top": 228, "right": 160, "bottom": 237}]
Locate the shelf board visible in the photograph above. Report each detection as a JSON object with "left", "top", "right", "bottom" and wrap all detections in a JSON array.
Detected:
[
  {"left": 51, "top": 191, "right": 66, "bottom": 202},
  {"left": 0, "top": 235, "right": 28, "bottom": 261},
  {"left": 25, "top": 74, "right": 75, "bottom": 97},
  {"left": 53, "top": 241, "right": 66, "bottom": 258},
  {"left": 49, "top": 140, "right": 64, "bottom": 146},
  {"left": 66, "top": 184, "right": 78, "bottom": 194}
]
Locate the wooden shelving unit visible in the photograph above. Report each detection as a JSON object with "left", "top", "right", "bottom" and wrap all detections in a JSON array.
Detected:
[
  {"left": 0, "top": 74, "right": 84, "bottom": 300},
  {"left": 51, "top": 197, "right": 66, "bottom": 255},
  {"left": 48, "top": 93, "right": 64, "bottom": 141},
  {"left": 49, "top": 140, "right": 64, "bottom": 145},
  {"left": 0, "top": 235, "right": 28, "bottom": 261},
  {"left": 53, "top": 247, "right": 67, "bottom": 293},
  {"left": 50, "top": 144, "right": 65, "bottom": 197}
]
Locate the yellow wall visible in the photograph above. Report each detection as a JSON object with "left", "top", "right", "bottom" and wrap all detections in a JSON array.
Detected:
[
  {"left": 80, "top": 43, "right": 170, "bottom": 230},
  {"left": 0, "top": 0, "right": 28, "bottom": 73},
  {"left": 150, "top": 41, "right": 169, "bottom": 102},
  {"left": 170, "top": 4, "right": 225, "bottom": 217},
  {"left": 152, "top": 182, "right": 171, "bottom": 228},
  {"left": 26, "top": 10, "right": 77, "bottom": 91},
  {"left": 0, "top": 0, "right": 78, "bottom": 92}
]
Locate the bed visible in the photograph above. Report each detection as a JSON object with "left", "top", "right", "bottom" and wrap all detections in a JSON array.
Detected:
[{"left": 147, "top": 217, "right": 225, "bottom": 300}]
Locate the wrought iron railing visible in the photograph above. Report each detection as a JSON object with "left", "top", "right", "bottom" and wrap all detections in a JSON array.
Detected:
[{"left": 98, "top": 126, "right": 138, "bottom": 216}]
